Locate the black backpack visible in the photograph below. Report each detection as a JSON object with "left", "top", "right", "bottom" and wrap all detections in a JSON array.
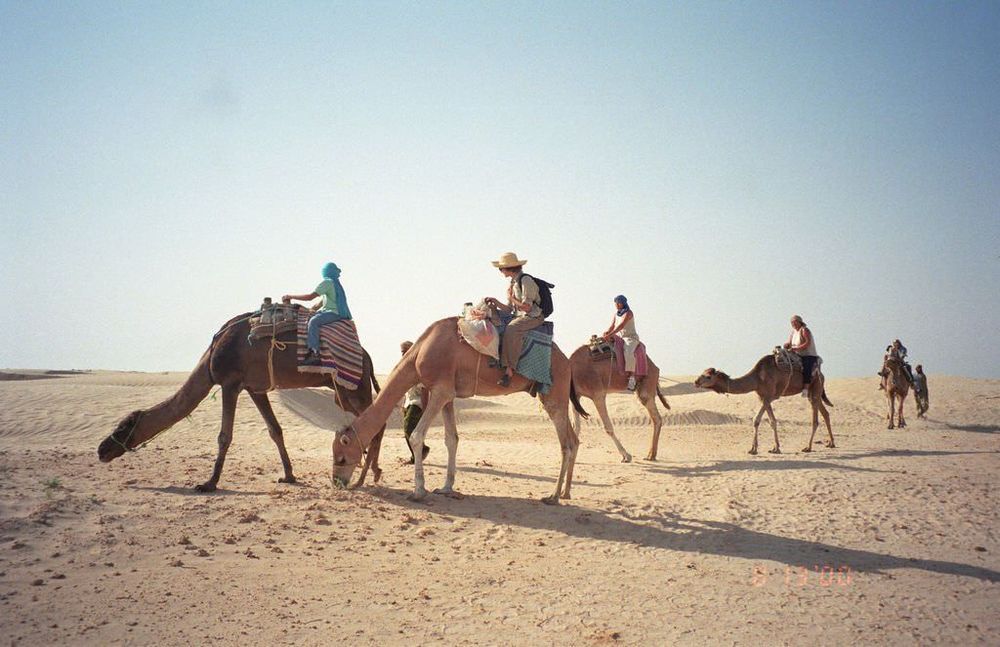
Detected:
[{"left": 519, "top": 273, "right": 554, "bottom": 318}]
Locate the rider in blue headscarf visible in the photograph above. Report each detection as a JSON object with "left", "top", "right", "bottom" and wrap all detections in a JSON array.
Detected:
[
  {"left": 603, "top": 294, "right": 640, "bottom": 391},
  {"left": 283, "top": 262, "right": 353, "bottom": 365}
]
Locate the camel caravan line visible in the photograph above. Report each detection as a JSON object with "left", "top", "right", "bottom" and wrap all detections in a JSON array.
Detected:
[{"left": 97, "top": 279, "right": 918, "bottom": 503}]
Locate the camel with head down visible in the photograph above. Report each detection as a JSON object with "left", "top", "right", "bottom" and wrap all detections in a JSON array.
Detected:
[
  {"left": 331, "top": 316, "right": 586, "bottom": 504},
  {"left": 694, "top": 353, "right": 835, "bottom": 454},
  {"left": 97, "top": 309, "right": 383, "bottom": 491}
]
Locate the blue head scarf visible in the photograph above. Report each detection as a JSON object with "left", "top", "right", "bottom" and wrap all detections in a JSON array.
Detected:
[
  {"left": 615, "top": 295, "right": 629, "bottom": 316},
  {"left": 321, "top": 262, "right": 352, "bottom": 319}
]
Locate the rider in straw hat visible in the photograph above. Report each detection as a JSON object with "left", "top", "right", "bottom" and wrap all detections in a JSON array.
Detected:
[{"left": 485, "top": 252, "right": 545, "bottom": 387}]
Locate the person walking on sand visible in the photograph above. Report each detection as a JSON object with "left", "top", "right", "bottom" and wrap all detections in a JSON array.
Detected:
[
  {"left": 603, "top": 295, "right": 640, "bottom": 392},
  {"left": 783, "top": 314, "right": 819, "bottom": 397},
  {"left": 283, "top": 262, "right": 353, "bottom": 366},
  {"left": 398, "top": 341, "right": 429, "bottom": 463},
  {"left": 913, "top": 364, "right": 929, "bottom": 417},
  {"left": 484, "top": 252, "right": 545, "bottom": 387}
]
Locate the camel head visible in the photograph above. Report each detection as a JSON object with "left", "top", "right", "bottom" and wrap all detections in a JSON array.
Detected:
[
  {"left": 331, "top": 424, "right": 364, "bottom": 488},
  {"left": 97, "top": 410, "right": 144, "bottom": 462},
  {"left": 694, "top": 368, "right": 728, "bottom": 393}
]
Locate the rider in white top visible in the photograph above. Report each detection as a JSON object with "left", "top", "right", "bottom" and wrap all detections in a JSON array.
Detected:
[
  {"left": 604, "top": 295, "right": 640, "bottom": 392},
  {"left": 784, "top": 314, "right": 818, "bottom": 397}
]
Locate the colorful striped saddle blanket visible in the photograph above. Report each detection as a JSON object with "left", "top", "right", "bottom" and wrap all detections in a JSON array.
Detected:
[
  {"left": 516, "top": 322, "right": 554, "bottom": 394},
  {"left": 295, "top": 310, "right": 364, "bottom": 390},
  {"left": 613, "top": 336, "right": 648, "bottom": 377},
  {"left": 457, "top": 316, "right": 554, "bottom": 394}
]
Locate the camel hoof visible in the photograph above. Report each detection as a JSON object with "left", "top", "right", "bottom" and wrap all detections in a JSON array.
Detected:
[
  {"left": 748, "top": 448, "right": 758, "bottom": 455},
  {"left": 278, "top": 475, "right": 297, "bottom": 484},
  {"left": 407, "top": 489, "right": 428, "bottom": 502},
  {"left": 194, "top": 482, "right": 217, "bottom": 493},
  {"left": 433, "top": 487, "right": 462, "bottom": 499},
  {"left": 768, "top": 448, "right": 781, "bottom": 454},
  {"left": 888, "top": 424, "right": 894, "bottom": 430},
  {"left": 644, "top": 454, "right": 657, "bottom": 462},
  {"left": 621, "top": 455, "right": 633, "bottom": 464},
  {"left": 826, "top": 442, "right": 836, "bottom": 449},
  {"left": 540, "top": 495, "right": 560, "bottom": 505},
  {"left": 801, "top": 447, "right": 812, "bottom": 453},
  {"left": 372, "top": 467, "right": 383, "bottom": 483}
]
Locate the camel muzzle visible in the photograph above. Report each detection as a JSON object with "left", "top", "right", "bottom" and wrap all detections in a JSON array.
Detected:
[{"left": 97, "top": 439, "right": 124, "bottom": 463}]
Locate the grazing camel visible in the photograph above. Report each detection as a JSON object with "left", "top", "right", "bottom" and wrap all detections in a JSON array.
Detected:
[
  {"left": 331, "top": 317, "right": 585, "bottom": 504},
  {"left": 569, "top": 345, "right": 671, "bottom": 462},
  {"left": 694, "top": 354, "right": 835, "bottom": 454},
  {"left": 97, "top": 310, "right": 383, "bottom": 491},
  {"left": 883, "top": 355, "right": 910, "bottom": 429}
]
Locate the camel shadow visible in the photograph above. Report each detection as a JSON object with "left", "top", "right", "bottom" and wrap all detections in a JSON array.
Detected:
[
  {"left": 832, "top": 448, "right": 996, "bottom": 460},
  {"left": 368, "top": 488, "right": 1000, "bottom": 583},
  {"left": 130, "top": 485, "right": 274, "bottom": 497},
  {"left": 925, "top": 418, "right": 1000, "bottom": 434},
  {"left": 642, "top": 459, "right": 894, "bottom": 477},
  {"left": 459, "top": 465, "right": 611, "bottom": 487}
]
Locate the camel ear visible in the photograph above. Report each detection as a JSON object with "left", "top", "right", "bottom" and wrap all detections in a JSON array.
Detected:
[{"left": 707, "top": 368, "right": 716, "bottom": 375}]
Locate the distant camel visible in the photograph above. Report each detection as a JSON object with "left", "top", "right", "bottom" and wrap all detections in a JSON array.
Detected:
[
  {"left": 694, "top": 354, "right": 835, "bottom": 454},
  {"left": 330, "top": 317, "right": 586, "bottom": 504},
  {"left": 883, "top": 355, "right": 910, "bottom": 429},
  {"left": 97, "top": 310, "right": 383, "bottom": 491},
  {"left": 569, "top": 345, "right": 671, "bottom": 462}
]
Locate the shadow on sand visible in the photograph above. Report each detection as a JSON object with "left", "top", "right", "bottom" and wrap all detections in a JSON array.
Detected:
[
  {"left": 925, "top": 418, "right": 1000, "bottom": 434},
  {"left": 459, "top": 464, "right": 611, "bottom": 487},
  {"left": 640, "top": 448, "right": 997, "bottom": 478},
  {"left": 130, "top": 485, "right": 276, "bottom": 497},
  {"left": 369, "top": 487, "right": 999, "bottom": 583}
]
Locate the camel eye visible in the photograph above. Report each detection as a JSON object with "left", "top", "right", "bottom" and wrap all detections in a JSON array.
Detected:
[{"left": 339, "top": 435, "right": 351, "bottom": 446}]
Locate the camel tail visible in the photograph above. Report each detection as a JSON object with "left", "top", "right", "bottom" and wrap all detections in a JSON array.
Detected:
[
  {"left": 364, "top": 349, "right": 381, "bottom": 394},
  {"left": 822, "top": 390, "right": 833, "bottom": 407},
  {"left": 570, "top": 380, "right": 589, "bottom": 419},
  {"left": 656, "top": 385, "right": 671, "bottom": 410}
]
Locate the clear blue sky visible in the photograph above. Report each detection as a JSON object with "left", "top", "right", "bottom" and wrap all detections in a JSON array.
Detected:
[{"left": 2, "top": 1, "right": 998, "bottom": 378}]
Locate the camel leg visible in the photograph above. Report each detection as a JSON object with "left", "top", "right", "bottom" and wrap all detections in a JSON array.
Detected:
[
  {"left": 803, "top": 403, "right": 819, "bottom": 453},
  {"left": 750, "top": 404, "right": 765, "bottom": 455},
  {"left": 819, "top": 402, "right": 835, "bottom": 448},
  {"left": 196, "top": 383, "right": 240, "bottom": 492},
  {"left": 434, "top": 402, "right": 459, "bottom": 495},
  {"left": 638, "top": 386, "right": 663, "bottom": 461},
  {"left": 541, "top": 396, "right": 578, "bottom": 504},
  {"left": 887, "top": 393, "right": 896, "bottom": 429},
  {"left": 593, "top": 395, "right": 632, "bottom": 463},
  {"left": 247, "top": 391, "right": 295, "bottom": 484},
  {"left": 561, "top": 425, "right": 581, "bottom": 501},
  {"left": 898, "top": 395, "right": 907, "bottom": 428},
  {"left": 355, "top": 428, "right": 384, "bottom": 488},
  {"left": 764, "top": 402, "right": 781, "bottom": 454},
  {"left": 408, "top": 389, "right": 450, "bottom": 502}
]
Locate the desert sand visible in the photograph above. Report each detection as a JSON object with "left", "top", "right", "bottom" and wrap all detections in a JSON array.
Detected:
[{"left": 1, "top": 369, "right": 997, "bottom": 645}]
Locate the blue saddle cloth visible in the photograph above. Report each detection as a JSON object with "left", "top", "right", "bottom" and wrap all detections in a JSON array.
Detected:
[{"left": 498, "top": 314, "right": 553, "bottom": 394}]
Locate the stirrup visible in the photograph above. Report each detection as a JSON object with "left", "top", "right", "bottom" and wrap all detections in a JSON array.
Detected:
[{"left": 497, "top": 374, "right": 511, "bottom": 387}]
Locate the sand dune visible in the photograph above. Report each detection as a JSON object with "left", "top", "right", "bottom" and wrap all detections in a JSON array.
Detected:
[{"left": 1, "top": 370, "right": 997, "bottom": 644}]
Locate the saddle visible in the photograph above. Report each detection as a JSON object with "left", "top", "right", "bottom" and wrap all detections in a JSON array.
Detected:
[
  {"left": 248, "top": 300, "right": 298, "bottom": 341},
  {"left": 587, "top": 335, "right": 614, "bottom": 361},
  {"left": 773, "top": 347, "right": 803, "bottom": 372}
]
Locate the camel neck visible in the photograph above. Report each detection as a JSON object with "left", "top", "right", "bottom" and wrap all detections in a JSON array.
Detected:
[
  {"left": 135, "top": 350, "right": 214, "bottom": 444},
  {"left": 354, "top": 355, "right": 419, "bottom": 446},
  {"left": 725, "top": 369, "right": 758, "bottom": 395}
]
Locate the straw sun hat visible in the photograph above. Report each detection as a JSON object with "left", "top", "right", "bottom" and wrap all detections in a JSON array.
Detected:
[{"left": 491, "top": 252, "right": 527, "bottom": 269}]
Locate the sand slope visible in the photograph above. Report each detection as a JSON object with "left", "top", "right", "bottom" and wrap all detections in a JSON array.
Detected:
[{"left": 1, "top": 371, "right": 997, "bottom": 645}]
